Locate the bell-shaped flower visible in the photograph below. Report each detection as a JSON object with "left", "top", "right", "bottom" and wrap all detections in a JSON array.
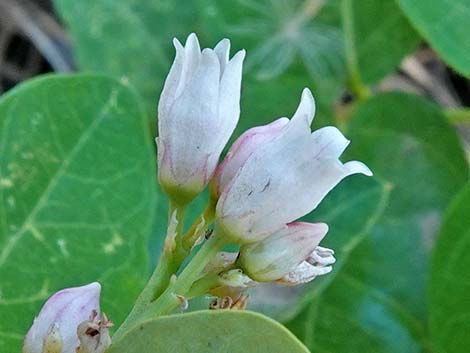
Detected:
[
  {"left": 23, "top": 283, "right": 103, "bottom": 353},
  {"left": 278, "top": 246, "right": 336, "bottom": 285},
  {"left": 216, "top": 88, "right": 372, "bottom": 243},
  {"left": 238, "top": 222, "right": 329, "bottom": 282},
  {"left": 157, "top": 33, "right": 245, "bottom": 205}
]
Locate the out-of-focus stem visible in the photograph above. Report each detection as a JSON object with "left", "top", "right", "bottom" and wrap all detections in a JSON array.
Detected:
[{"left": 341, "top": 0, "right": 370, "bottom": 100}]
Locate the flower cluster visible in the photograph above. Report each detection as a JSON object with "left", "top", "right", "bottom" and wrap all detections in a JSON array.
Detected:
[
  {"left": 158, "top": 34, "right": 371, "bottom": 299},
  {"left": 23, "top": 33, "right": 372, "bottom": 350}
]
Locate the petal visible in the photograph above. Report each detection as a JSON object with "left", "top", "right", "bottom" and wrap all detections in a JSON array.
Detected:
[
  {"left": 158, "top": 38, "right": 185, "bottom": 119},
  {"left": 277, "top": 259, "right": 333, "bottom": 286},
  {"left": 214, "top": 38, "right": 230, "bottom": 76},
  {"left": 217, "top": 89, "right": 370, "bottom": 242},
  {"left": 213, "top": 117, "right": 288, "bottom": 196},
  {"left": 239, "top": 222, "right": 328, "bottom": 281},
  {"left": 211, "top": 49, "right": 245, "bottom": 154},
  {"left": 159, "top": 48, "right": 220, "bottom": 194},
  {"left": 216, "top": 93, "right": 313, "bottom": 240},
  {"left": 23, "top": 283, "right": 101, "bottom": 353},
  {"left": 174, "top": 33, "right": 201, "bottom": 97},
  {"left": 292, "top": 88, "right": 316, "bottom": 126},
  {"left": 311, "top": 126, "right": 349, "bottom": 159}
]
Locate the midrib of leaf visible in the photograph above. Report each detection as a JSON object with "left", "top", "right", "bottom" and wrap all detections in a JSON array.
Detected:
[{"left": 0, "top": 88, "right": 119, "bottom": 269}]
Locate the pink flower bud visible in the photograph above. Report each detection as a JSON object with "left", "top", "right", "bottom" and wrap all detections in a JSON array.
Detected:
[
  {"left": 216, "top": 88, "right": 372, "bottom": 243},
  {"left": 23, "top": 283, "right": 102, "bottom": 353},
  {"left": 238, "top": 222, "right": 329, "bottom": 282},
  {"left": 212, "top": 117, "right": 288, "bottom": 197},
  {"left": 157, "top": 33, "right": 245, "bottom": 205}
]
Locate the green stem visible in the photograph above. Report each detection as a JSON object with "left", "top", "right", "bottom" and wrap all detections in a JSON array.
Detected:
[
  {"left": 186, "top": 273, "right": 220, "bottom": 299},
  {"left": 182, "top": 200, "right": 216, "bottom": 250},
  {"left": 112, "top": 202, "right": 186, "bottom": 340},
  {"left": 341, "top": 0, "right": 370, "bottom": 100},
  {"left": 143, "top": 231, "right": 227, "bottom": 318},
  {"left": 445, "top": 108, "right": 470, "bottom": 125}
]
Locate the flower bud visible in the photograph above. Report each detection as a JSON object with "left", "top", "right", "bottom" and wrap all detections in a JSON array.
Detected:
[
  {"left": 238, "top": 222, "right": 328, "bottom": 282},
  {"left": 157, "top": 33, "right": 245, "bottom": 205},
  {"left": 212, "top": 118, "right": 288, "bottom": 197},
  {"left": 216, "top": 88, "right": 372, "bottom": 243},
  {"left": 23, "top": 283, "right": 101, "bottom": 353},
  {"left": 278, "top": 246, "right": 336, "bottom": 285}
]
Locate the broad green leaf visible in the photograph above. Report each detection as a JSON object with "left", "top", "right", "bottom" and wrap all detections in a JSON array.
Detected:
[
  {"left": 397, "top": 0, "right": 470, "bottom": 76},
  {"left": 429, "top": 184, "right": 470, "bottom": 353},
  {"left": 0, "top": 74, "right": 156, "bottom": 352},
  {"left": 286, "top": 92, "right": 468, "bottom": 353},
  {"left": 108, "top": 310, "right": 310, "bottom": 353}
]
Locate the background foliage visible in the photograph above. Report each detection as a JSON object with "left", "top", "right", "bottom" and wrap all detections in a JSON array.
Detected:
[{"left": 1, "top": 0, "right": 469, "bottom": 352}]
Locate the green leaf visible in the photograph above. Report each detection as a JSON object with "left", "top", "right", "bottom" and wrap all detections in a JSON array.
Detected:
[
  {"left": 397, "top": 0, "right": 470, "bottom": 76},
  {"left": 108, "top": 310, "right": 310, "bottom": 353},
  {"left": 286, "top": 93, "right": 468, "bottom": 353},
  {"left": 0, "top": 74, "right": 156, "bottom": 352},
  {"left": 348, "top": 0, "right": 420, "bottom": 84},
  {"left": 429, "top": 184, "right": 470, "bottom": 353}
]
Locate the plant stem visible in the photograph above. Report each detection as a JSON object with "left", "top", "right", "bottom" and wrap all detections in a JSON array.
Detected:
[
  {"left": 182, "top": 200, "right": 216, "bottom": 250},
  {"left": 112, "top": 202, "right": 186, "bottom": 340},
  {"left": 143, "top": 231, "right": 227, "bottom": 318},
  {"left": 341, "top": 0, "right": 370, "bottom": 100},
  {"left": 445, "top": 108, "right": 470, "bottom": 125}
]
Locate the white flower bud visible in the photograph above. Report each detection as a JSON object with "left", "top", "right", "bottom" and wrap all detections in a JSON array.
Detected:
[
  {"left": 239, "top": 222, "right": 329, "bottom": 282},
  {"left": 23, "top": 283, "right": 101, "bottom": 353},
  {"left": 216, "top": 88, "right": 372, "bottom": 243},
  {"left": 157, "top": 33, "right": 245, "bottom": 205}
]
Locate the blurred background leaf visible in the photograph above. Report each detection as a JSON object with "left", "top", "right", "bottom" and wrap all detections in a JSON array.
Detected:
[
  {"left": 397, "top": 0, "right": 470, "bottom": 77},
  {"left": 429, "top": 184, "right": 470, "bottom": 353},
  {"left": 53, "top": 0, "right": 422, "bottom": 124},
  {"left": 0, "top": 75, "right": 156, "bottom": 352}
]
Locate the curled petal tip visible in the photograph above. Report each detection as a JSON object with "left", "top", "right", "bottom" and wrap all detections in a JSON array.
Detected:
[
  {"left": 345, "top": 161, "right": 373, "bottom": 176},
  {"left": 215, "top": 38, "right": 231, "bottom": 51},
  {"left": 294, "top": 88, "right": 316, "bottom": 125}
]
